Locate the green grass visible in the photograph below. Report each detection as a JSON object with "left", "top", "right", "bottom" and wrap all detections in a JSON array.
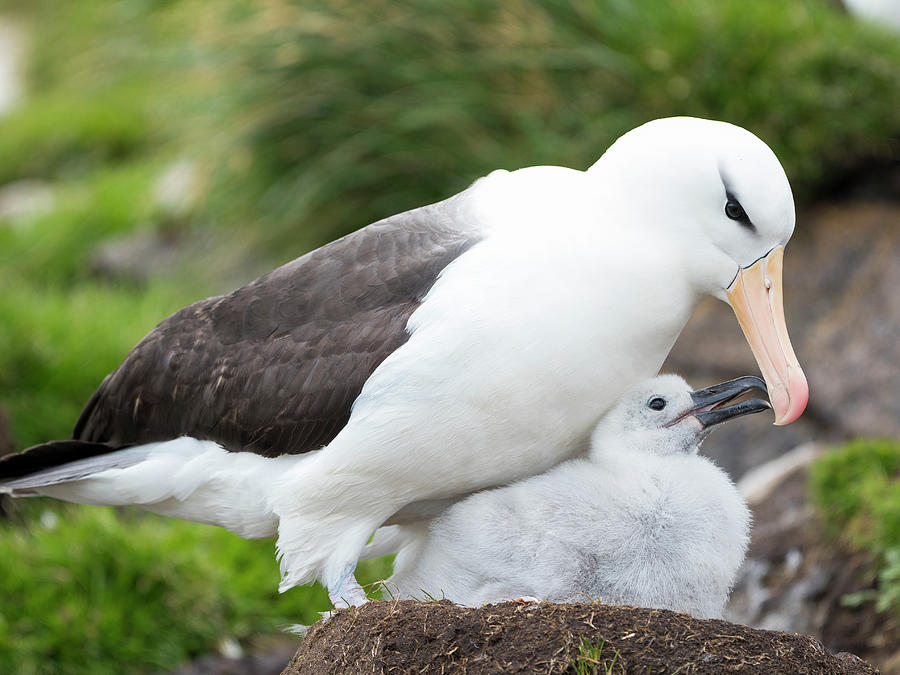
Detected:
[
  {"left": 570, "top": 636, "right": 621, "bottom": 675},
  {"left": 225, "top": 0, "right": 900, "bottom": 253},
  {"left": 0, "top": 281, "right": 200, "bottom": 449},
  {"left": 6, "top": 0, "right": 900, "bottom": 262},
  {"left": 0, "top": 160, "right": 164, "bottom": 284},
  {"left": 0, "top": 1, "right": 899, "bottom": 672},
  {"left": 809, "top": 438, "right": 900, "bottom": 553},
  {"left": 809, "top": 438, "right": 900, "bottom": 614},
  {"left": 0, "top": 157, "right": 233, "bottom": 451},
  {"left": 0, "top": 501, "right": 393, "bottom": 675},
  {"left": 0, "top": 90, "right": 150, "bottom": 186}
]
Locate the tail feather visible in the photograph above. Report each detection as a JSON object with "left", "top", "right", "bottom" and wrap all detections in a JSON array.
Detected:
[
  {"left": 0, "top": 436, "right": 288, "bottom": 539},
  {"left": 0, "top": 440, "right": 135, "bottom": 492}
]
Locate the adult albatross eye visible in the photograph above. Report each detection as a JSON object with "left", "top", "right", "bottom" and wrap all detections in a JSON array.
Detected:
[
  {"left": 725, "top": 200, "right": 745, "bottom": 221},
  {"left": 647, "top": 397, "right": 667, "bottom": 411}
]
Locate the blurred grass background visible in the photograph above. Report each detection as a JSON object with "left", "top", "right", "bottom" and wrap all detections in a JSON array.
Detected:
[
  {"left": 0, "top": 0, "right": 897, "bottom": 672},
  {"left": 810, "top": 439, "right": 900, "bottom": 616}
]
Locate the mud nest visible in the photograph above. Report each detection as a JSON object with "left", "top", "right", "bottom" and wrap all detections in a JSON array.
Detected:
[{"left": 283, "top": 600, "right": 874, "bottom": 674}]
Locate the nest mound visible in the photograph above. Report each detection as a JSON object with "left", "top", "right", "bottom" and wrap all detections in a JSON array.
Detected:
[{"left": 284, "top": 599, "right": 874, "bottom": 674}]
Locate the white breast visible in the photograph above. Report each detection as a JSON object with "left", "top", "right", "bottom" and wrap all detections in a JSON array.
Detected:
[{"left": 334, "top": 172, "right": 698, "bottom": 494}]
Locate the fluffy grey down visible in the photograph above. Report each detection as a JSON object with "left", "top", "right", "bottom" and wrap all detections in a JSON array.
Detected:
[{"left": 373, "top": 375, "right": 752, "bottom": 619}]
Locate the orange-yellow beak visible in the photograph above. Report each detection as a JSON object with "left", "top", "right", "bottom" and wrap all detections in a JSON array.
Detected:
[{"left": 726, "top": 246, "right": 808, "bottom": 425}]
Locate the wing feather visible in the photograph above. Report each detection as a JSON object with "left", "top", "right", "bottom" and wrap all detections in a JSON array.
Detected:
[{"left": 70, "top": 196, "right": 483, "bottom": 458}]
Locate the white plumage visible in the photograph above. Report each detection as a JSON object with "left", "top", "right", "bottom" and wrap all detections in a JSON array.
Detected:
[
  {"left": 0, "top": 117, "right": 806, "bottom": 607},
  {"left": 374, "top": 375, "right": 756, "bottom": 619}
]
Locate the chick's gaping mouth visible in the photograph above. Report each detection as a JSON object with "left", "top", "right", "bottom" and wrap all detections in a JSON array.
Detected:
[{"left": 665, "top": 375, "right": 771, "bottom": 429}]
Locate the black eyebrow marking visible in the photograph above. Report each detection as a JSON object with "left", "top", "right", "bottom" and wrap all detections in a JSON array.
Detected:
[{"left": 719, "top": 169, "right": 756, "bottom": 232}]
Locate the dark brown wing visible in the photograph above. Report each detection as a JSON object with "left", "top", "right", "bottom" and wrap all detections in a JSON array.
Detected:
[{"left": 72, "top": 199, "right": 482, "bottom": 457}]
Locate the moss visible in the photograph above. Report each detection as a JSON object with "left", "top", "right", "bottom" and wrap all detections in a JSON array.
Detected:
[
  {"left": 810, "top": 438, "right": 900, "bottom": 548},
  {"left": 810, "top": 438, "right": 900, "bottom": 614}
]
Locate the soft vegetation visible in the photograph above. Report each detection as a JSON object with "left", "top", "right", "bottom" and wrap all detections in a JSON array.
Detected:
[
  {"left": 0, "top": 501, "right": 392, "bottom": 675},
  {"left": 810, "top": 438, "right": 900, "bottom": 614},
  {"left": 0, "top": 0, "right": 898, "bottom": 672},
  {"left": 233, "top": 0, "right": 900, "bottom": 249}
]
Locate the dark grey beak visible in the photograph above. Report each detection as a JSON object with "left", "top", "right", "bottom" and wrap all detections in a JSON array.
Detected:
[
  {"left": 688, "top": 376, "right": 771, "bottom": 429},
  {"left": 694, "top": 398, "right": 772, "bottom": 428}
]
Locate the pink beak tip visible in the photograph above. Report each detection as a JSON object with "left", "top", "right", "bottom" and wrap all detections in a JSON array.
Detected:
[{"left": 772, "top": 372, "right": 809, "bottom": 426}]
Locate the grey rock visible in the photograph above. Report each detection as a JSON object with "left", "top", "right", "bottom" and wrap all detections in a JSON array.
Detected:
[
  {"left": 153, "top": 158, "right": 205, "bottom": 219},
  {"left": 163, "top": 636, "right": 296, "bottom": 675},
  {"left": 0, "top": 179, "right": 55, "bottom": 225},
  {"left": 90, "top": 227, "right": 183, "bottom": 285}
]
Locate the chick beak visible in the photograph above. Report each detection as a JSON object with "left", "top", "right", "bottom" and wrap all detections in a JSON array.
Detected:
[{"left": 683, "top": 375, "right": 772, "bottom": 429}]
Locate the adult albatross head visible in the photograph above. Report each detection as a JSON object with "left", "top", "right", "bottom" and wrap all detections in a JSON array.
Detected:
[{"left": 587, "top": 117, "right": 808, "bottom": 424}]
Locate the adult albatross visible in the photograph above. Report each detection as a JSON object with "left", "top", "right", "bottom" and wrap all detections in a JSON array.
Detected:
[{"left": 0, "top": 117, "right": 808, "bottom": 607}]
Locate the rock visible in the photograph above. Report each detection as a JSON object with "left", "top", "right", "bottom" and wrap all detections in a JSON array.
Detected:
[
  {"left": 153, "top": 159, "right": 205, "bottom": 219},
  {"left": 90, "top": 228, "right": 184, "bottom": 285},
  {"left": 284, "top": 599, "right": 875, "bottom": 674},
  {"left": 169, "top": 644, "right": 294, "bottom": 675},
  {"left": 0, "top": 179, "right": 55, "bottom": 225},
  {"left": 90, "top": 158, "right": 211, "bottom": 285},
  {"left": 736, "top": 443, "right": 824, "bottom": 505},
  {"left": 795, "top": 203, "right": 900, "bottom": 438},
  {"left": 725, "top": 445, "right": 900, "bottom": 672},
  {"left": 665, "top": 201, "right": 900, "bottom": 479}
]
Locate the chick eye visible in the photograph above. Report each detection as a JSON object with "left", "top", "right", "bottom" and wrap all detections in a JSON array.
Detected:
[
  {"left": 725, "top": 200, "right": 745, "bottom": 221},
  {"left": 647, "top": 397, "right": 667, "bottom": 411}
]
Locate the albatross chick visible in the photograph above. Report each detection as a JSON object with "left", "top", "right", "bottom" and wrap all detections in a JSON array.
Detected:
[{"left": 376, "top": 375, "right": 767, "bottom": 618}]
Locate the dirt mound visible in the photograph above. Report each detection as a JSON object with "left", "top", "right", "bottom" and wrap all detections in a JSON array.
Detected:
[{"left": 284, "top": 599, "right": 874, "bottom": 674}]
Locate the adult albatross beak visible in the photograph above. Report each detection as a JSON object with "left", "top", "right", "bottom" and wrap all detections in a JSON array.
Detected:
[{"left": 726, "top": 246, "right": 808, "bottom": 425}]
